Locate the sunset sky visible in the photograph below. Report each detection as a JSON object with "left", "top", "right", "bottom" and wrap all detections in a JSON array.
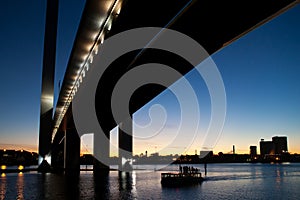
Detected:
[{"left": 0, "top": 1, "right": 299, "bottom": 156}]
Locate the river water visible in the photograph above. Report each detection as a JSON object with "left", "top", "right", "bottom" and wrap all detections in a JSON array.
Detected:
[{"left": 1, "top": 163, "right": 300, "bottom": 199}]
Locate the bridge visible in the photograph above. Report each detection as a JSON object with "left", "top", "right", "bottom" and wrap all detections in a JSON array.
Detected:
[{"left": 38, "top": 0, "right": 299, "bottom": 174}]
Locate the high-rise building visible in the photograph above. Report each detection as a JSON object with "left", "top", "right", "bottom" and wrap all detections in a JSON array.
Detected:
[
  {"left": 259, "top": 136, "right": 288, "bottom": 158},
  {"left": 272, "top": 136, "right": 288, "bottom": 154},
  {"left": 260, "top": 139, "right": 275, "bottom": 157},
  {"left": 250, "top": 146, "right": 257, "bottom": 158}
]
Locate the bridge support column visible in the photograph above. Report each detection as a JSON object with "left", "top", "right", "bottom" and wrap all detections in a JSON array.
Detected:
[
  {"left": 64, "top": 128, "right": 80, "bottom": 176},
  {"left": 38, "top": 0, "right": 58, "bottom": 169},
  {"left": 50, "top": 130, "right": 65, "bottom": 173},
  {"left": 119, "top": 119, "right": 133, "bottom": 171},
  {"left": 37, "top": 109, "right": 53, "bottom": 173},
  {"left": 93, "top": 131, "right": 110, "bottom": 175}
]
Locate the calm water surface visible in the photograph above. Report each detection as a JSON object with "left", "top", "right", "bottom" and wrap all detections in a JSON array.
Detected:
[{"left": 1, "top": 163, "right": 300, "bottom": 199}]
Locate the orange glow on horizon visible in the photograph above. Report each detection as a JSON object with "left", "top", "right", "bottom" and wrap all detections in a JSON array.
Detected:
[
  {"left": 0, "top": 146, "right": 38, "bottom": 153},
  {"left": 80, "top": 151, "right": 93, "bottom": 156},
  {"left": 1, "top": 145, "right": 299, "bottom": 156},
  {"left": 2, "top": 140, "right": 300, "bottom": 156}
]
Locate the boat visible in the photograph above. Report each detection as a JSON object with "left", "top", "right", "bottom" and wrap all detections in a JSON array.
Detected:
[{"left": 161, "top": 172, "right": 204, "bottom": 187}]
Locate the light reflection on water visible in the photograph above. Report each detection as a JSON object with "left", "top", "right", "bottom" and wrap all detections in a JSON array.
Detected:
[
  {"left": 0, "top": 163, "right": 299, "bottom": 199},
  {"left": 0, "top": 173, "right": 6, "bottom": 200},
  {"left": 16, "top": 172, "right": 24, "bottom": 200}
]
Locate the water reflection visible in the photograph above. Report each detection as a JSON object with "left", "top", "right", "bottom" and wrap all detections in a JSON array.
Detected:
[
  {"left": 16, "top": 172, "right": 24, "bottom": 200},
  {"left": 0, "top": 173, "right": 6, "bottom": 200},
  {"left": 249, "top": 164, "right": 263, "bottom": 179},
  {"left": 93, "top": 172, "right": 110, "bottom": 199},
  {"left": 131, "top": 172, "right": 137, "bottom": 197},
  {"left": 65, "top": 175, "right": 80, "bottom": 200},
  {"left": 0, "top": 163, "right": 298, "bottom": 199},
  {"left": 118, "top": 171, "right": 137, "bottom": 199},
  {"left": 275, "top": 165, "right": 284, "bottom": 189},
  {"left": 119, "top": 171, "right": 132, "bottom": 191}
]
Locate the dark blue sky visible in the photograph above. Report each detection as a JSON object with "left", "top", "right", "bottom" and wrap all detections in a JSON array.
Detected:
[
  {"left": 0, "top": 1, "right": 299, "bottom": 154},
  {"left": 126, "top": 3, "right": 300, "bottom": 155},
  {"left": 0, "top": 0, "right": 85, "bottom": 150}
]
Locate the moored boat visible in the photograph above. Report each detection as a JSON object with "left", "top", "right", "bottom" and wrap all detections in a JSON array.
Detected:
[{"left": 161, "top": 172, "right": 204, "bottom": 187}]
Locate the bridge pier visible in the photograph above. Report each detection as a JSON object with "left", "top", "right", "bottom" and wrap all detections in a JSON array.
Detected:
[
  {"left": 50, "top": 130, "right": 65, "bottom": 173},
  {"left": 119, "top": 119, "right": 133, "bottom": 171},
  {"left": 38, "top": 0, "right": 58, "bottom": 170},
  {"left": 64, "top": 127, "right": 80, "bottom": 176},
  {"left": 93, "top": 131, "right": 110, "bottom": 175},
  {"left": 37, "top": 109, "right": 53, "bottom": 173}
]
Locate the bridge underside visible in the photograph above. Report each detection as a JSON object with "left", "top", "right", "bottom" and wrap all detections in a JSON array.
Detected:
[
  {"left": 96, "top": 0, "right": 297, "bottom": 134},
  {"left": 49, "top": 0, "right": 298, "bottom": 173}
]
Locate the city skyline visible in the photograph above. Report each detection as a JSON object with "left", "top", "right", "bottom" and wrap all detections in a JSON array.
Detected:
[
  {"left": 0, "top": 134, "right": 292, "bottom": 157},
  {"left": 0, "top": 2, "right": 300, "bottom": 156}
]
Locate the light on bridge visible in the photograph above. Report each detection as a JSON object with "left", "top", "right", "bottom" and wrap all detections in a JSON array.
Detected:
[
  {"left": 45, "top": 155, "right": 51, "bottom": 165},
  {"left": 89, "top": 56, "right": 93, "bottom": 64},
  {"left": 116, "top": 7, "right": 121, "bottom": 15},
  {"left": 51, "top": 0, "right": 124, "bottom": 138},
  {"left": 107, "top": 21, "right": 112, "bottom": 31},
  {"left": 94, "top": 45, "right": 99, "bottom": 55}
]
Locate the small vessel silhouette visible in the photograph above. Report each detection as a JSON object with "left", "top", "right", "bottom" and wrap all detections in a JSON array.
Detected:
[{"left": 161, "top": 172, "right": 204, "bottom": 187}]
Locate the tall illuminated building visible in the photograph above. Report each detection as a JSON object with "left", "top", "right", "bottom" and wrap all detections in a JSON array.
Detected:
[
  {"left": 260, "top": 139, "right": 275, "bottom": 157},
  {"left": 272, "top": 136, "right": 288, "bottom": 154}
]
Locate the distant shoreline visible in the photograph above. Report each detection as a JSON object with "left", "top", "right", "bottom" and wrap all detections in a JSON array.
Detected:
[{"left": 2, "top": 161, "right": 300, "bottom": 174}]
